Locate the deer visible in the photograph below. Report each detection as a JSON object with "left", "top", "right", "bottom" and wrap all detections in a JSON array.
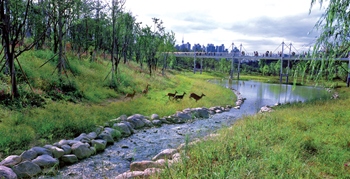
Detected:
[
  {"left": 165, "top": 90, "right": 177, "bottom": 100},
  {"left": 124, "top": 90, "right": 136, "bottom": 101},
  {"left": 173, "top": 92, "right": 186, "bottom": 101},
  {"left": 189, "top": 93, "right": 206, "bottom": 102},
  {"left": 142, "top": 84, "right": 150, "bottom": 95}
]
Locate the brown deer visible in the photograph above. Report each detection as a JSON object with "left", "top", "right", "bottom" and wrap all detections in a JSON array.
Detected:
[
  {"left": 142, "top": 84, "right": 150, "bottom": 95},
  {"left": 174, "top": 92, "right": 186, "bottom": 101},
  {"left": 189, "top": 93, "right": 206, "bottom": 102},
  {"left": 165, "top": 90, "right": 177, "bottom": 99},
  {"left": 124, "top": 90, "right": 136, "bottom": 101}
]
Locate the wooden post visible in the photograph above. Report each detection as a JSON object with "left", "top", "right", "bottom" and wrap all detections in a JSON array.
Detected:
[
  {"left": 280, "top": 41, "right": 284, "bottom": 83},
  {"left": 230, "top": 42, "right": 234, "bottom": 79}
]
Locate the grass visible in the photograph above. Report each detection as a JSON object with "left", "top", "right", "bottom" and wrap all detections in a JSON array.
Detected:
[
  {"left": 0, "top": 49, "right": 236, "bottom": 160},
  {"left": 160, "top": 87, "right": 350, "bottom": 178}
]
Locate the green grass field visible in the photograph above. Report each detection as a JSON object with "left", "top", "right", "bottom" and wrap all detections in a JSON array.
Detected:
[{"left": 160, "top": 87, "right": 350, "bottom": 178}]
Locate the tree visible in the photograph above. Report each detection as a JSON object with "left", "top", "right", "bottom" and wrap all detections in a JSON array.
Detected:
[
  {"left": 0, "top": 0, "right": 52, "bottom": 98},
  {"left": 309, "top": 0, "right": 350, "bottom": 85}
]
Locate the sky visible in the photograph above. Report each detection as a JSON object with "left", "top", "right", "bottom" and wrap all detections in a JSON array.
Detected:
[{"left": 124, "top": 0, "right": 327, "bottom": 53}]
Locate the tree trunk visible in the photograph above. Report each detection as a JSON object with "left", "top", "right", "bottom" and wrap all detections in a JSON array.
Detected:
[{"left": 58, "top": 0, "right": 64, "bottom": 77}]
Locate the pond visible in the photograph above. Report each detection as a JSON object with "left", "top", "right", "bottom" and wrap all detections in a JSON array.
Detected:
[{"left": 42, "top": 80, "right": 330, "bottom": 179}]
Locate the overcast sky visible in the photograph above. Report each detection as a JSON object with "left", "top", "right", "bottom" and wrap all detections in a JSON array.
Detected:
[{"left": 124, "top": 0, "right": 326, "bottom": 53}]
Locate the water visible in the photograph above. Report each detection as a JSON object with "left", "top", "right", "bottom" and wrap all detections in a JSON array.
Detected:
[{"left": 46, "top": 80, "right": 330, "bottom": 179}]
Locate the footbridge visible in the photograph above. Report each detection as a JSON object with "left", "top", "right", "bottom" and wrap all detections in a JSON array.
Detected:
[{"left": 171, "top": 41, "right": 350, "bottom": 87}]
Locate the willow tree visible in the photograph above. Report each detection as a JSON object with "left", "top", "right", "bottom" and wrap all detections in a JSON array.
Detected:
[{"left": 309, "top": 0, "right": 350, "bottom": 86}]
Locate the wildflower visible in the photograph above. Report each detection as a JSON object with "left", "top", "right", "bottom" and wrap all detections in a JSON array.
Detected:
[{"left": 345, "top": 164, "right": 348, "bottom": 167}]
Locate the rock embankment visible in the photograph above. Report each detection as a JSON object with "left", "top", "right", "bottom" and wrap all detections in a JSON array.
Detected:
[{"left": 0, "top": 108, "right": 236, "bottom": 178}]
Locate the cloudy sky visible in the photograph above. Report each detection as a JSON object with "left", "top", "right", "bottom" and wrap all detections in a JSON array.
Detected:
[{"left": 124, "top": 0, "right": 326, "bottom": 53}]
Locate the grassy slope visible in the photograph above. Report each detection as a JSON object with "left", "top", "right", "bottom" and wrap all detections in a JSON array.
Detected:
[
  {"left": 161, "top": 87, "right": 350, "bottom": 178},
  {"left": 0, "top": 49, "right": 236, "bottom": 159}
]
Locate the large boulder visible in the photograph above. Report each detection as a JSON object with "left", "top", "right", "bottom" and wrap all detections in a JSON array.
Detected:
[
  {"left": 159, "top": 118, "right": 171, "bottom": 124},
  {"left": 126, "top": 115, "right": 145, "bottom": 129},
  {"left": 71, "top": 142, "right": 92, "bottom": 160},
  {"left": 151, "top": 114, "right": 160, "bottom": 120},
  {"left": 115, "top": 171, "right": 145, "bottom": 179},
  {"left": 173, "top": 112, "right": 191, "bottom": 123},
  {"left": 114, "top": 123, "right": 131, "bottom": 136},
  {"left": 141, "top": 119, "right": 154, "bottom": 127},
  {"left": 98, "top": 131, "right": 114, "bottom": 144},
  {"left": 151, "top": 120, "right": 162, "bottom": 126},
  {"left": 130, "top": 160, "right": 165, "bottom": 171},
  {"left": 20, "top": 149, "right": 38, "bottom": 161},
  {"left": 87, "top": 132, "right": 97, "bottom": 140},
  {"left": 32, "top": 154, "right": 59, "bottom": 168},
  {"left": 94, "top": 126, "right": 104, "bottom": 136},
  {"left": 152, "top": 149, "right": 178, "bottom": 161},
  {"left": 43, "top": 145, "right": 65, "bottom": 159},
  {"left": 119, "top": 121, "right": 135, "bottom": 134},
  {"left": 13, "top": 161, "right": 41, "bottom": 178},
  {"left": 0, "top": 165, "right": 17, "bottom": 179},
  {"left": 91, "top": 139, "right": 107, "bottom": 151},
  {"left": 191, "top": 108, "right": 209, "bottom": 118},
  {"left": 61, "top": 145, "right": 72, "bottom": 155},
  {"left": 144, "top": 168, "right": 162, "bottom": 177},
  {"left": 74, "top": 133, "right": 91, "bottom": 143},
  {"left": 0, "top": 155, "right": 22, "bottom": 167},
  {"left": 66, "top": 140, "right": 81, "bottom": 146},
  {"left": 60, "top": 155, "right": 78, "bottom": 164},
  {"left": 31, "top": 147, "right": 53, "bottom": 157}
]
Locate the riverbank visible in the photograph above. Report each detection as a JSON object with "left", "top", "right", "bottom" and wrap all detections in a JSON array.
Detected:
[
  {"left": 159, "top": 87, "right": 350, "bottom": 178},
  {"left": 0, "top": 70, "right": 236, "bottom": 161}
]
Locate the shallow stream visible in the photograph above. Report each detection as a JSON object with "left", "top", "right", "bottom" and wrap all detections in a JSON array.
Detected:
[{"left": 42, "top": 80, "right": 330, "bottom": 178}]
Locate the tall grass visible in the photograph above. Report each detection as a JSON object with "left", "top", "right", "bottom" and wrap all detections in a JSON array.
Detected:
[{"left": 160, "top": 88, "right": 350, "bottom": 178}]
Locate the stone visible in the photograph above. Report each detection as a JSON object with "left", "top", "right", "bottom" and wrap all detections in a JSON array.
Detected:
[
  {"left": 141, "top": 119, "right": 154, "bottom": 127},
  {"left": 152, "top": 149, "right": 178, "bottom": 161},
  {"left": 13, "top": 161, "right": 41, "bottom": 178},
  {"left": 66, "top": 140, "right": 80, "bottom": 146},
  {"left": 226, "top": 105, "right": 232, "bottom": 108},
  {"left": 126, "top": 115, "right": 145, "bottom": 129},
  {"left": 192, "top": 108, "right": 209, "bottom": 118},
  {"left": 215, "top": 110, "right": 222, "bottom": 113},
  {"left": 118, "top": 115, "right": 128, "bottom": 121},
  {"left": 144, "top": 168, "right": 162, "bottom": 177},
  {"left": 74, "top": 133, "right": 91, "bottom": 143},
  {"left": 114, "top": 123, "right": 131, "bottom": 136},
  {"left": 57, "top": 139, "right": 68, "bottom": 147},
  {"left": 71, "top": 142, "right": 92, "bottom": 160},
  {"left": 174, "top": 112, "right": 191, "bottom": 122},
  {"left": 0, "top": 165, "right": 17, "bottom": 179},
  {"left": 177, "top": 139, "right": 201, "bottom": 150},
  {"left": 259, "top": 106, "right": 273, "bottom": 113},
  {"left": 130, "top": 160, "right": 166, "bottom": 171},
  {"left": 87, "top": 132, "right": 97, "bottom": 139},
  {"left": 0, "top": 155, "right": 22, "bottom": 167},
  {"left": 98, "top": 131, "right": 114, "bottom": 144},
  {"left": 95, "top": 126, "right": 104, "bottom": 135},
  {"left": 61, "top": 145, "right": 72, "bottom": 155},
  {"left": 31, "top": 147, "right": 53, "bottom": 157},
  {"left": 209, "top": 107, "right": 217, "bottom": 111},
  {"left": 44, "top": 145, "right": 65, "bottom": 159},
  {"left": 120, "top": 121, "right": 135, "bottom": 134},
  {"left": 274, "top": 102, "right": 281, "bottom": 106},
  {"left": 115, "top": 171, "right": 145, "bottom": 179},
  {"left": 234, "top": 106, "right": 240, "bottom": 109},
  {"left": 42, "top": 167, "right": 58, "bottom": 176},
  {"left": 104, "top": 127, "right": 116, "bottom": 135},
  {"left": 151, "top": 120, "right": 162, "bottom": 126},
  {"left": 182, "top": 108, "right": 192, "bottom": 114},
  {"left": 91, "top": 139, "right": 107, "bottom": 151},
  {"left": 32, "top": 154, "right": 59, "bottom": 168},
  {"left": 144, "top": 116, "right": 150, "bottom": 120},
  {"left": 159, "top": 118, "right": 171, "bottom": 124},
  {"left": 20, "top": 149, "right": 37, "bottom": 161},
  {"left": 61, "top": 155, "right": 78, "bottom": 164},
  {"left": 208, "top": 110, "right": 215, "bottom": 115},
  {"left": 151, "top": 114, "right": 160, "bottom": 120}
]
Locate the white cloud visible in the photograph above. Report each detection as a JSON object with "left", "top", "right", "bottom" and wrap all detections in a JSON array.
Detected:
[{"left": 125, "top": 0, "right": 327, "bottom": 52}]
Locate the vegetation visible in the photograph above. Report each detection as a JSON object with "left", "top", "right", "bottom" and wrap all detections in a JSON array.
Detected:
[{"left": 160, "top": 87, "right": 350, "bottom": 178}]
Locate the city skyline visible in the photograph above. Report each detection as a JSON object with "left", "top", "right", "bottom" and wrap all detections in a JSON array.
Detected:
[{"left": 125, "top": 0, "right": 327, "bottom": 53}]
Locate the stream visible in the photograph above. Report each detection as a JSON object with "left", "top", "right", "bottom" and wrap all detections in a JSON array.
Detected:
[{"left": 40, "top": 80, "right": 330, "bottom": 179}]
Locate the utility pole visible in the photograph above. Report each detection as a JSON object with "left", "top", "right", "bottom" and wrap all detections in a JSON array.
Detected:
[
  {"left": 193, "top": 46, "right": 196, "bottom": 74},
  {"left": 238, "top": 44, "right": 242, "bottom": 80}
]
